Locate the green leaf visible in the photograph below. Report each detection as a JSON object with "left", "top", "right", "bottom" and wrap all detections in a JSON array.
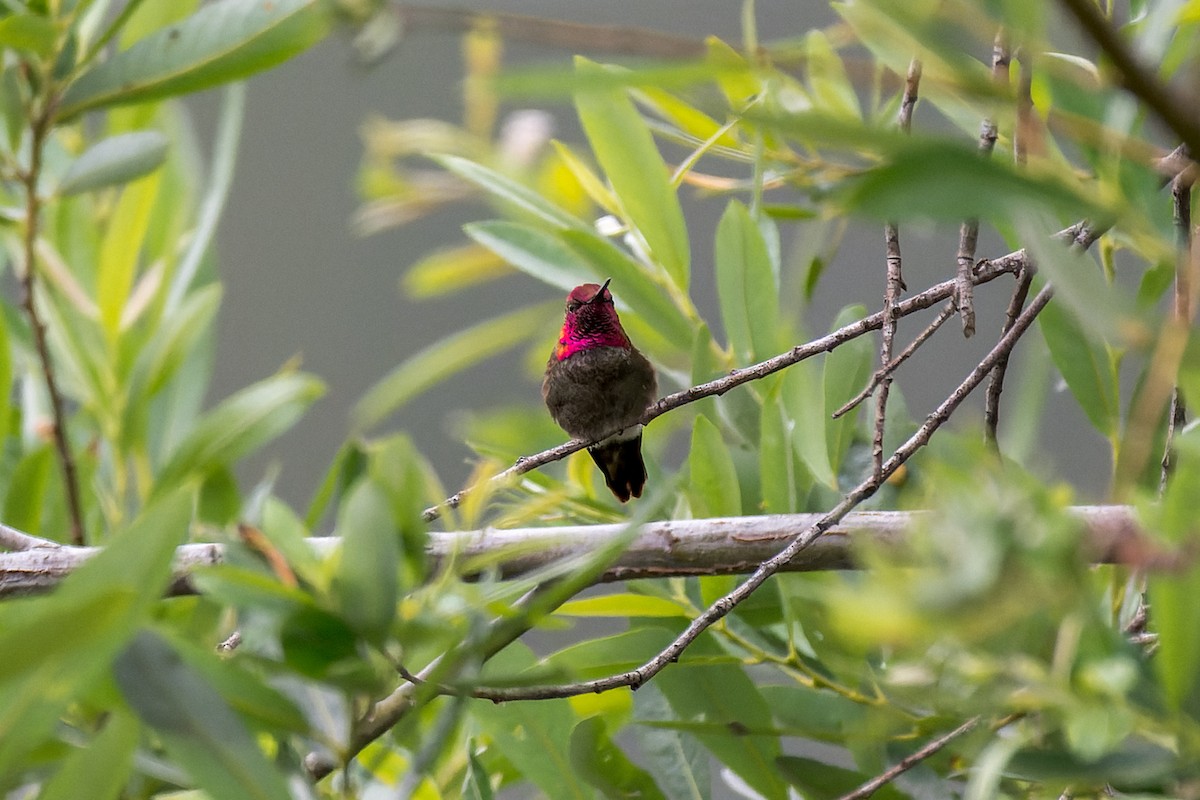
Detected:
[
  {"left": 58, "top": 0, "right": 331, "bottom": 118},
  {"left": 837, "top": 140, "right": 1106, "bottom": 223},
  {"left": 464, "top": 745, "right": 496, "bottom": 800},
  {"left": 634, "top": 682, "right": 710, "bottom": 800},
  {"left": 1, "top": 446, "right": 53, "bottom": 535},
  {"left": 154, "top": 372, "right": 324, "bottom": 494},
  {"left": 1038, "top": 294, "right": 1120, "bottom": 438},
  {"left": 161, "top": 631, "right": 310, "bottom": 734},
  {"left": 785, "top": 359, "right": 837, "bottom": 489},
  {"left": 37, "top": 712, "right": 139, "bottom": 800},
  {"left": 466, "top": 220, "right": 592, "bottom": 293},
  {"left": 435, "top": 154, "right": 585, "bottom": 230},
  {"left": 114, "top": 630, "right": 292, "bottom": 800},
  {"left": 334, "top": 479, "right": 399, "bottom": 641},
  {"left": 58, "top": 131, "right": 169, "bottom": 195},
  {"left": 715, "top": 200, "right": 781, "bottom": 363},
  {"left": 824, "top": 304, "right": 873, "bottom": 473},
  {"left": 803, "top": 29, "right": 861, "bottom": 119},
  {"left": 97, "top": 171, "right": 160, "bottom": 341},
  {"left": 760, "top": 390, "right": 801, "bottom": 513},
  {"left": 353, "top": 302, "right": 550, "bottom": 432},
  {"left": 0, "top": 489, "right": 191, "bottom": 778},
  {"left": 0, "top": 14, "right": 57, "bottom": 58},
  {"left": 543, "top": 628, "right": 678, "bottom": 680},
  {"left": 557, "top": 593, "right": 688, "bottom": 618},
  {"left": 655, "top": 634, "right": 788, "bottom": 800},
  {"left": 574, "top": 57, "right": 691, "bottom": 289},
  {"left": 1148, "top": 431, "right": 1200, "bottom": 712},
  {"left": 571, "top": 716, "right": 668, "bottom": 800},
  {"left": 687, "top": 415, "right": 742, "bottom": 516},
  {"left": 471, "top": 644, "right": 593, "bottom": 800}
]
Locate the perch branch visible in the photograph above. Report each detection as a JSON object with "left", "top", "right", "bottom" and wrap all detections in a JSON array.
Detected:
[{"left": 0, "top": 506, "right": 1148, "bottom": 599}]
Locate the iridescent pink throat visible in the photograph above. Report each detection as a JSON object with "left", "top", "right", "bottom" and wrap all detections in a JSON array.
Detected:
[{"left": 554, "top": 319, "right": 631, "bottom": 361}]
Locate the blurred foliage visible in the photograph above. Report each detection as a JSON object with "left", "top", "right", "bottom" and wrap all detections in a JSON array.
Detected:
[{"left": 0, "top": 0, "right": 1198, "bottom": 799}]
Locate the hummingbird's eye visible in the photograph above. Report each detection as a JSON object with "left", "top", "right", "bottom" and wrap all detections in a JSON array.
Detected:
[{"left": 567, "top": 301, "right": 582, "bottom": 312}]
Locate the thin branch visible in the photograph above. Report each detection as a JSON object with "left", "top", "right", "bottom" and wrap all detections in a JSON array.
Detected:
[
  {"left": 953, "top": 32, "right": 1009, "bottom": 338},
  {"left": 451, "top": 283, "right": 1058, "bottom": 702},
  {"left": 985, "top": 51, "right": 1035, "bottom": 448},
  {"left": 835, "top": 301, "right": 955, "bottom": 419},
  {"left": 874, "top": 58, "right": 922, "bottom": 479},
  {"left": 0, "top": 506, "right": 1149, "bottom": 599},
  {"left": 984, "top": 268, "right": 1032, "bottom": 448},
  {"left": 19, "top": 108, "right": 85, "bottom": 546},
  {"left": 835, "top": 716, "right": 981, "bottom": 800},
  {"left": 1056, "top": 0, "right": 1200, "bottom": 160},
  {"left": 1161, "top": 154, "right": 1193, "bottom": 491}
]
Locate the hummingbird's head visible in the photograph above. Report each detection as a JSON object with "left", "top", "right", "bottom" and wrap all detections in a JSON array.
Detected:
[{"left": 555, "top": 279, "right": 631, "bottom": 359}]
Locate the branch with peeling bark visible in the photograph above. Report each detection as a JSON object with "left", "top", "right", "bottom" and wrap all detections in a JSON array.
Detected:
[{"left": 0, "top": 505, "right": 1149, "bottom": 599}]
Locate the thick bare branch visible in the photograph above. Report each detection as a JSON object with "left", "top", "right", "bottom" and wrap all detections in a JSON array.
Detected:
[{"left": 0, "top": 506, "right": 1148, "bottom": 599}]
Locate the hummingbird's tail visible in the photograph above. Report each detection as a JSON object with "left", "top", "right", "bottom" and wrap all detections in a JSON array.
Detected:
[{"left": 588, "top": 434, "right": 647, "bottom": 502}]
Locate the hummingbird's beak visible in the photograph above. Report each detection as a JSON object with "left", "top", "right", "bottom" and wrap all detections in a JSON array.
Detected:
[{"left": 588, "top": 278, "right": 612, "bottom": 304}]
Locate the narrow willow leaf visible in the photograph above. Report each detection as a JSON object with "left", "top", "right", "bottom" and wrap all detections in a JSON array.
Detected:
[
  {"left": 0, "top": 14, "right": 57, "bottom": 58},
  {"left": 464, "top": 745, "right": 496, "bottom": 800},
  {"left": 550, "top": 140, "right": 621, "bottom": 217},
  {"left": 1038, "top": 296, "right": 1119, "bottom": 438},
  {"left": 435, "top": 154, "right": 585, "bottom": 230},
  {"left": 97, "top": 172, "right": 160, "bottom": 341},
  {"left": 0, "top": 490, "right": 191, "bottom": 778},
  {"left": 570, "top": 716, "right": 668, "bottom": 800},
  {"left": 0, "top": 309, "right": 11, "bottom": 447},
  {"left": 153, "top": 372, "right": 325, "bottom": 495},
  {"left": 37, "top": 712, "right": 139, "bottom": 800},
  {"left": 803, "top": 29, "right": 861, "bottom": 119},
  {"left": 404, "top": 242, "right": 510, "bottom": 298},
  {"left": 715, "top": 200, "right": 781, "bottom": 363},
  {"left": 115, "top": 631, "right": 292, "bottom": 800},
  {"left": 634, "top": 682, "right": 711, "bottom": 800},
  {"left": 655, "top": 635, "right": 788, "bottom": 800},
  {"left": 354, "top": 303, "right": 552, "bottom": 432},
  {"left": 58, "top": 131, "right": 168, "bottom": 195},
  {"left": 824, "top": 304, "right": 872, "bottom": 474},
  {"left": 557, "top": 593, "right": 688, "bottom": 618},
  {"left": 2, "top": 446, "right": 53, "bottom": 535},
  {"left": 58, "top": 0, "right": 330, "bottom": 118},
  {"left": 466, "top": 220, "right": 592, "bottom": 293},
  {"left": 838, "top": 139, "right": 1106, "bottom": 223},
  {"left": 687, "top": 415, "right": 741, "bottom": 516},
  {"left": 167, "top": 82, "right": 244, "bottom": 314},
  {"left": 334, "top": 479, "right": 399, "bottom": 641},
  {"left": 785, "top": 360, "right": 837, "bottom": 489},
  {"left": 760, "top": 391, "right": 799, "bottom": 513},
  {"left": 575, "top": 57, "right": 690, "bottom": 289}
]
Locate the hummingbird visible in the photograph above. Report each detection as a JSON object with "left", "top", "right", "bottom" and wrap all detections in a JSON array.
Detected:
[{"left": 543, "top": 279, "right": 657, "bottom": 502}]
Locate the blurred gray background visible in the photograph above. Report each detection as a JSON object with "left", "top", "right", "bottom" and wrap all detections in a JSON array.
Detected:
[{"left": 194, "top": 1, "right": 1110, "bottom": 515}]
